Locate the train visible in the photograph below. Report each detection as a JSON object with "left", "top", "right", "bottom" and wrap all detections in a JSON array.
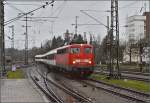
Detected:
[{"left": 35, "top": 44, "right": 95, "bottom": 77}]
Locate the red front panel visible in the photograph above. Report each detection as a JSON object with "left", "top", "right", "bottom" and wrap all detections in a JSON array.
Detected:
[
  {"left": 55, "top": 44, "right": 94, "bottom": 69},
  {"left": 68, "top": 44, "right": 94, "bottom": 67}
]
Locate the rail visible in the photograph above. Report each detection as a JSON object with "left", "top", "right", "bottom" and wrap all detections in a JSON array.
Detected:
[
  {"left": 29, "top": 69, "right": 64, "bottom": 103},
  {"left": 36, "top": 68, "right": 93, "bottom": 103},
  {"left": 80, "top": 78, "right": 150, "bottom": 103}
]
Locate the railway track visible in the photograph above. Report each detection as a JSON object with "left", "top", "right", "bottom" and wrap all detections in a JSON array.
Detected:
[
  {"left": 81, "top": 78, "right": 150, "bottom": 103},
  {"left": 122, "top": 75, "right": 150, "bottom": 82},
  {"left": 29, "top": 69, "right": 64, "bottom": 103},
  {"left": 94, "top": 70, "right": 150, "bottom": 82},
  {"left": 45, "top": 75, "right": 94, "bottom": 103},
  {"left": 48, "top": 73, "right": 150, "bottom": 103},
  {"left": 31, "top": 65, "right": 150, "bottom": 103},
  {"left": 36, "top": 68, "right": 94, "bottom": 103},
  {"left": 121, "top": 71, "right": 150, "bottom": 76},
  {"left": 94, "top": 67, "right": 150, "bottom": 76}
]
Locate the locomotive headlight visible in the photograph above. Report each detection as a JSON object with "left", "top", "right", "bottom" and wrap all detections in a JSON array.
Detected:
[
  {"left": 88, "top": 61, "right": 92, "bottom": 64},
  {"left": 73, "top": 61, "right": 76, "bottom": 64}
]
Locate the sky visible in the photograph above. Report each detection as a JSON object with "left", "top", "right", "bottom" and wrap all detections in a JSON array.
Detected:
[{"left": 4, "top": 0, "right": 150, "bottom": 49}]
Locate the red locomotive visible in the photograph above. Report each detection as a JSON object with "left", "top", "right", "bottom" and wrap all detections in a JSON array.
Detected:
[{"left": 35, "top": 44, "right": 94, "bottom": 77}]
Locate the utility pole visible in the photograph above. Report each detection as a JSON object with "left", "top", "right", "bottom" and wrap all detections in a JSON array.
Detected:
[
  {"left": 115, "top": 0, "right": 121, "bottom": 78},
  {"left": 25, "top": 15, "right": 28, "bottom": 65},
  {"left": 9, "top": 25, "right": 15, "bottom": 63},
  {"left": 0, "top": 1, "right": 5, "bottom": 76},
  {"left": 9, "top": 25, "right": 15, "bottom": 49},
  {"left": 75, "top": 16, "right": 78, "bottom": 35},
  {"left": 50, "top": 21, "right": 54, "bottom": 35},
  {"left": 107, "top": 16, "right": 109, "bottom": 34},
  {"left": 109, "top": 0, "right": 121, "bottom": 79},
  {"left": 129, "top": 45, "right": 132, "bottom": 64},
  {"left": 149, "top": 0, "right": 150, "bottom": 12},
  {"left": 108, "top": 0, "right": 114, "bottom": 78},
  {"left": 139, "top": 38, "right": 144, "bottom": 72},
  {"left": 22, "top": 14, "right": 31, "bottom": 65}
]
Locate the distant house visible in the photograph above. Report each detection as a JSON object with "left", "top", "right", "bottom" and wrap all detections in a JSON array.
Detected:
[
  {"left": 123, "top": 13, "right": 150, "bottom": 64},
  {"left": 123, "top": 47, "right": 150, "bottom": 64}
]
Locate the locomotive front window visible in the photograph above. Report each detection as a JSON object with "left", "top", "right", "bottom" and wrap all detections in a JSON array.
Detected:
[
  {"left": 84, "top": 47, "right": 92, "bottom": 54},
  {"left": 71, "top": 48, "right": 80, "bottom": 54}
]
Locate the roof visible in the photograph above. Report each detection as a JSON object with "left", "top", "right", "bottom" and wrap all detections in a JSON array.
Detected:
[{"left": 35, "top": 44, "right": 92, "bottom": 58}]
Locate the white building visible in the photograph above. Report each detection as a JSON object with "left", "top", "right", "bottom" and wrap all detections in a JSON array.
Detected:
[
  {"left": 123, "top": 15, "right": 148, "bottom": 63},
  {"left": 126, "top": 15, "right": 146, "bottom": 42}
]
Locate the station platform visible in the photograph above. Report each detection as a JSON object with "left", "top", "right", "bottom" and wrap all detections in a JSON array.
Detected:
[{"left": 1, "top": 79, "right": 48, "bottom": 103}]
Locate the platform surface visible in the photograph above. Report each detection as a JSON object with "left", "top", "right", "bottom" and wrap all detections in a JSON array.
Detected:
[{"left": 1, "top": 79, "right": 47, "bottom": 103}]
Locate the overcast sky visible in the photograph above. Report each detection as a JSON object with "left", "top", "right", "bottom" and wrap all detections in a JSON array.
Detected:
[{"left": 4, "top": 0, "right": 150, "bottom": 49}]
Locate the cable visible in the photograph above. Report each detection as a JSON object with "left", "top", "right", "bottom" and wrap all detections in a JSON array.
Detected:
[
  {"left": 4, "top": 3, "right": 42, "bottom": 6},
  {"left": 80, "top": 10, "right": 108, "bottom": 29},
  {"left": 4, "top": 1, "right": 24, "bottom": 13},
  {"left": 42, "top": 1, "right": 67, "bottom": 36},
  {"left": 53, "top": 1, "right": 67, "bottom": 18},
  {"left": 4, "top": 0, "right": 55, "bottom": 26}
]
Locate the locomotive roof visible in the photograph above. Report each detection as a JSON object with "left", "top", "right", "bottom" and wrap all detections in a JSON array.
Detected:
[
  {"left": 35, "top": 54, "right": 44, "bottom": 58},
  {"left": 70, "top": 44, "right": 92, "bottom": 47},
  {"left": 35, "top": 44, "right": 92, "bottom": 57}
]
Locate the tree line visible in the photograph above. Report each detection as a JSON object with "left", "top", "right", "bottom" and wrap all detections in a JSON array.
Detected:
[{"left": 5, "top": 29, "right": 127, "bottom": 65}]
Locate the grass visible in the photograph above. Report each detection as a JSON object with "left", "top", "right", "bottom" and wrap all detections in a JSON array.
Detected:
[
  {"left": 89, "top": 74, "right": 150, "bottom": 93},
  {"left": 7, "top": 69, "right": 25, "bottom": 79}
]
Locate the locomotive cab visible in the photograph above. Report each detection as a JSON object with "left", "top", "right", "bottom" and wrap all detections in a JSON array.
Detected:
[{"left": 69, "top": 44, "right": 94, "bottom": 76}]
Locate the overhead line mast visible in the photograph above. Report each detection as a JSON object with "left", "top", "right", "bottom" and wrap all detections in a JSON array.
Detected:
[
  {"left": 108, "top": 0, "right": 121, "bottom": 79},
  {"left": 149, "top": 0, "right": 150, "bottom": 12},
  {"left": 9, "top": 25, "right": 15, "bottom": 49},
  {"left": 75, "top": 16, "right": 78, "bottom": 35},
  {"left": 8, "top": 25, "right": 15, "bottom": 63},
  {"left": 0, "top": 0, "right": 5, "bottom": 76}
]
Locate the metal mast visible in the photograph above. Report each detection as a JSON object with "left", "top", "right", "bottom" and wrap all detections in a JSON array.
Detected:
[
  {"left": 75, "top": 16, "right": 78, "bottom": 35},
  {"left": 22, "top": 14, "right": 30, "bottom": 65},
  {"left": 22, "top": 14, "right": 32, "bottom": 65},
  {"left": 109, "top": 0, "right": 121, "bottom": 78},
  {"left": 0, "top": 1, "right": 5, "bottom": 76},
  {"left": 107, "top": 16, "right": 109, "bottom": 34},
  {"left": 9, "top": 25, "right": 15, "bottom": 49},
  {"left": 149, "top": 0, "right": 150, "bottom": 12},
  {"left": 9, "top": 25, "right": 15, "bottom": 63},
  {"left": 115, "top": 0, "right": 121, "bottom": 78},
  {"left": 25, "top": 14, "right": 28, "bottom": 65}
]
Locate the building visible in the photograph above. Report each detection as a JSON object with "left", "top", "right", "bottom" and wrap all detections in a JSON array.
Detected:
[
  {"left": 126, "top": 15, "right": 146, "bottom": 43},
  {"left": 123, "top": 47, "right": 150, "bottom": 64},
  {"left": 143, "top": 12, "right": 150, "bottom": 41},
  {"left": 123, "top": 14, "right": 150, "bottom": 63}
]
